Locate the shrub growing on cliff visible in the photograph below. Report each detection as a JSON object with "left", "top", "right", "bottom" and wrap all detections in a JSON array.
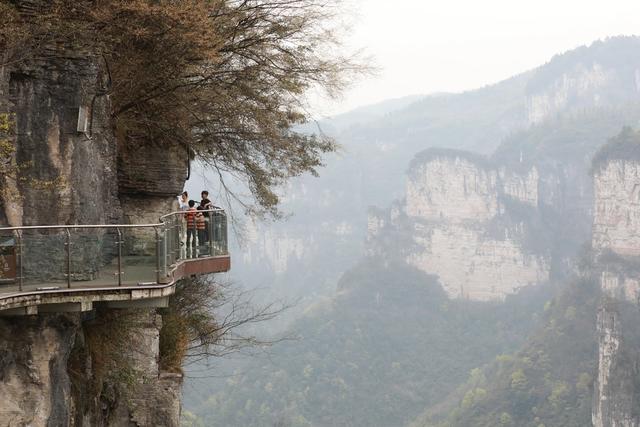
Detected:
[
  {"left": 0, "top": 0, "right": 364, "bottom": 216},
  {"left": 159, "top": 277, "right": 286, "bottom": 372}
]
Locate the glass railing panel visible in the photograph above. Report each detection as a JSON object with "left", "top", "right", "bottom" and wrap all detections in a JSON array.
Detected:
[
  {"left": 158, "top": 225, "right": 168, "bottom": 278},
  {"left": 160, "top": 213, "right": 182, "bottom": 266},
  {"left": 169, "top": 215, "right": 182, "bottom": 265},
  {"left": 0, "top": 207, "right": 229, "bottom": 293},
  {"left": 19, "top": 229, "right": 68, "bottom": 289},
  {"left": 0, "top": 233, "right": 19, "bottom": 289},
  {"left": 161, "top": 218, "right": 171, "bottom": 272},
  {"left": 181, "top": 211, "right": 208, "bottom": 260},
  {"left": 158, "top": 209, "right": 229, "bottom": 263},
  {"left": 120, "top": 227, "right": 158, "bottom": 285},
  {"left": 211, "top": 211, "right": 228, "bottom": 256},
  {"left": 69, "top": 228, "right": 120, "bottom": 288},
  {"left": 200, "top": 212, "right": 211, "bottom": 258}
]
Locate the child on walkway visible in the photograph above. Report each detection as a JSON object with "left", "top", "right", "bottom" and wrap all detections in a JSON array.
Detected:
[{"left": 185, "top": 200, "right": 199, "bottom": 248}]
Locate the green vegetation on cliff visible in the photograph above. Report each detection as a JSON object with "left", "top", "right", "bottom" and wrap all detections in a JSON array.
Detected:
[
  {"left": 493, "top": 106, "right": 640, "bottom": 173},
  {"left": 411, "top": 275, "right": 600, "bottom": 427},
  {"left": 184, "top": 259, "right": 552, "bottom": 427}
]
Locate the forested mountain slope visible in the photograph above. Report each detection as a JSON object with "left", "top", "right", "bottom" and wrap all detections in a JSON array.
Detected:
[
  {"left": 410, "top": 273, "right": 600, "bottom": 427},
  {"left": 186, "top": 260, "right": 552, "bottom": 427}
]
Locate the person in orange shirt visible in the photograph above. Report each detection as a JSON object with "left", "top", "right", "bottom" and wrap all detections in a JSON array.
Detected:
[{"left": 184, "top": 200, "right": 199, "bottom": 248}]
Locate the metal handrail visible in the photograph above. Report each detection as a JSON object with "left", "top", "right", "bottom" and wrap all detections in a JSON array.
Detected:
[
  {"left": 0, "top": 208, "right": 228, "bottom": 292},
  {"left": 0, "top": 208, "right": 226, "bottom": 232},
  {"left": 159, "top": 207, "right": 225, "bottom": 222}
]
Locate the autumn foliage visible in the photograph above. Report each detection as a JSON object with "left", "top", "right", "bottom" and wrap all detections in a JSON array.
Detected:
[{"left": 1, "top": 0, "right": 360, "bottom": 215}]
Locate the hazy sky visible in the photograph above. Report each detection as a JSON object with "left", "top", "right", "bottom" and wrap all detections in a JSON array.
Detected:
[{"left": 317, "top": 0, "right": 640, "bottom": 116}]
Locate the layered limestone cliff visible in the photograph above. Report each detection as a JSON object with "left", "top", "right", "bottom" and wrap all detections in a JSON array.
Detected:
[
  {"left": 593, "top": 160, "right": 640, "bottom": 257},
  {"left": 241, "top": 220, "right": 306, "bottom": 275},
  {"left": 0, "top": 38, "right": 120, "bottom": 227},
  {"left": 369, "top": 150, "right": 550, "bottom": 301},
  {"left": 0, "top": 311, "right": 181, "bottom": 427},
  {"left": 592, "top": 157, "right": 640, "bottom": 427},
  {"left": 526, "top": 63, "right": 614, "bottom": 125},
  {"left": 525, "top": 38, "right": 640, "bottom": 126},
  {"left": 0, "top": 3, "right": 189, "bottom": 426}
]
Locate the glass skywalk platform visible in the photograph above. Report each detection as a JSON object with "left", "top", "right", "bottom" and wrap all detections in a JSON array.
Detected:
[{"left": 0, "top": 209, "right": 230, "bottom": 315}]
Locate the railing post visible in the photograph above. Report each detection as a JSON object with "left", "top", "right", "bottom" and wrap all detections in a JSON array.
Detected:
[
  {"left": 207, "top": 211, "right": 216, "bottom": 256},
  {"left": 221, "top": 212, "right": 227, "bottom": 255},
  {"left": 175, "top": 218, "right": 181, "bottom": 261},
  {"left": 155, "top": 227, "right": 161, "bottom": 283},
  {"left": 116, "top": 227, "right": 123, "bottom": 286},
  {"left": 65, "top": 229, "right": 71, "bottom": 289},
  {"left": 15, "top": 230, "right": 23, "bottom": 292},
  {"left": 163, "top": 221, "right": 169, "bottom": 277}
]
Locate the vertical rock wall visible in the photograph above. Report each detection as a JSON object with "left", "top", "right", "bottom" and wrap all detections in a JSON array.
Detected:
[
  {"left": 526, "top": 63, "right": 613, "bottom": 125},
  {"left": 81, "top": 310, "right": 182, "bottom": 427},
  {"left": 0, "top": 311, "right": 182, "bottom": 427},
  {"left": 400, "top": 152, "right": 549, "bottom": 300},
  {"left": 118, "top": 141, "right": 188, "bottom": 223},
  {"left": 0, "top": 314, "right": 79, "bottom": 426},
  {"left": 0, "top": 4, "right": 188, "bottom": 426},
  {"left": 406, "top": 156, "right": 499, "bottom": 221},
  {"left": 1, "top": 47, "right": 121, "bottom": 227},
  {"left": 592, "top": 159, "right": 640, "bottom": 427},
  {"left": 593, "top": 161, "right": 640, "bottom": 256}
]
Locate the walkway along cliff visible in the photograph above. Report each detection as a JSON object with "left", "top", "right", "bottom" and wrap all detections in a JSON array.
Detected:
[{"left": 0, "top": 6, "right": 228, "bottom": 426}]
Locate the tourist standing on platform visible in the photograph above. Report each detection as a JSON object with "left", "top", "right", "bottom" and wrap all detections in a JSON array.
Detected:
[
  {"left": 185, "top": 200, "right": 198, "bottom": 248},
  {"left": 177, "top": 191, "right": 189, "bottom": 244},
  {"left": 200, "top": 191, "right": 213, "bottom": 243},
  {"left": 177, "top": 191, "right": 189, "bottom": 211}
]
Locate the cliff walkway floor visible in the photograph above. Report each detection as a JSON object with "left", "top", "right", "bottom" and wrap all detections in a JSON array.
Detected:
[{"left": 0, "top": 210, "right": 230, "bottom": 315}]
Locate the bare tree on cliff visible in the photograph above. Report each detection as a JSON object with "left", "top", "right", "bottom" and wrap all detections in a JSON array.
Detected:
[
  {"left": 0, "top": 0, "right": 364, "bottom": 217},
  {"left": 0, "top": 0, "right": 364, "bottom": 366}
]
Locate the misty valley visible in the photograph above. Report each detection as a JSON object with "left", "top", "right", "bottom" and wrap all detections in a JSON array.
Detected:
[{"left": 183, "top": 37, "right": 640, "bottom": 427}]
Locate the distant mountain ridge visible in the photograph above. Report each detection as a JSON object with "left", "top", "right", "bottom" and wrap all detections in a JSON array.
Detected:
[{"left": 329, "top": 36, "right": 640, "bottom": 153}]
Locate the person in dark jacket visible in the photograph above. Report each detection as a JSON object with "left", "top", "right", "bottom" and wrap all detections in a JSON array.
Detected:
[{"left": 200, "top": 191, "right": 213, "bottom": 243}]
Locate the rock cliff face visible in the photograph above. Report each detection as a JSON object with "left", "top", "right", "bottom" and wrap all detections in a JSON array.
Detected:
[
  {"left": 526, "top": 63, "right": 615, "bottom": 125},
  {"left": 241, "top": 220, "right": 306, "bottom": 275},
  {"left": 0, "top": 314, "right": 78, "bottom": 426},
  {"left": 0, "top": 3, "right": 188, "bottom": 426},
  {"left": 0, "top": 311, "right": 181, "bottom": 427},
  {"left": 592, "top": 158, "right": 640, "bottom": 427},
  {"left": 0, "top": 42, "right": 120, "bottom": 228},
  {"left": 524, "top": 38, "right": 640, "bottom": 126},
  {"left": 119, "top": 141, "right": 188, "bottom": 224},
  {"left": 593, "top": 161, "right": 640, "bottom": 256},
  {"left": 367, "top": 150, "right": 552, "bottom": 301}
]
